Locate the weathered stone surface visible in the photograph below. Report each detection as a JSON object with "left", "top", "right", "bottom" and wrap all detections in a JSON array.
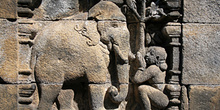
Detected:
[
  {"left": 0, "top": 0, "right": 17, "bottom": 19},
  {"left": 182, "top": 24, "right": 220, "bottom": 84},
  {"left": 32, "top": 20, "right": 130, "bottom": 109},
  {"left": 17, "top": 84, "right": 38, "bottom": 109},
  {"left": 33, "top": 0, "right": 80, "bottom": 20},
  {"left": 189, "top": 85, "right": 220, "bottom": 110},
  {"left": 181, "top": 86, "right": 188, "bottom": 110},
  {"left": 162, "top": 23, "right": 181, "bottom": 37},
  {"left": 107, "top": 0, "right": 124, "bottom": 5},
  {"left": 57, "top": 89, "right": 76, "bottom": 110},
  {"left": 19, "top": 44, "right": 32, "bottom": 70},
  {"left": 183, "top": 0, "right": 220, "bottom": 23},
  {"left": 89, "top": 1, "right": 126, "bottom": 21},
  {"left": 97, "top": 21, "right": 130, "bottom": 84},
  {"left": 0, "top": 19, "right": 18, "bottom": 83},
  {"left": 0, "top": 85, "right": 17, "bottom": 109},
  {"left": 32, "top": 21, "right": 104, "bottom": 83}
]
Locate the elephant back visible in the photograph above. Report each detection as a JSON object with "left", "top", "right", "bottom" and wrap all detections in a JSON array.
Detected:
[{"left": 31, "top": 21, "right": 106, "bottom": 83}]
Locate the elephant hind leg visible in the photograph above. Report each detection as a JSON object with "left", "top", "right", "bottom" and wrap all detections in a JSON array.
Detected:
[{"left": 37, "top": 84, "right": 63, "bottom": 110}]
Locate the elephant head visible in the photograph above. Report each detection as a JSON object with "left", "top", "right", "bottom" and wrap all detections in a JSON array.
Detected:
[{"left": 89, "top": 1, "right": 130, "bottom": 103}]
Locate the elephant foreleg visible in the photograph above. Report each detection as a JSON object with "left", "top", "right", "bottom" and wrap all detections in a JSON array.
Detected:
[
  {"left": 37, "top": 84, "right": 62, "bottom": 110},
  {"left": 89, "top": 84, "right": 106, "bottom": 110}
]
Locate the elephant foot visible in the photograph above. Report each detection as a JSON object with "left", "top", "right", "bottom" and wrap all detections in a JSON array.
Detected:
[{"left": 37, "top": 84, "right": 63, "bottom": 110}]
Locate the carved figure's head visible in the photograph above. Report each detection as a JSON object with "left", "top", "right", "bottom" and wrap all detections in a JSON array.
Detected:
[{"left": 145, "top": 46, "right": 167, "bottom": 71}]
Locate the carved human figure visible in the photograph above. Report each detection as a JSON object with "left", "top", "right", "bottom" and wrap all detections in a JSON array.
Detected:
[
  {"left": 132, "top": 46, "right": 169, "bottom": 110},
  {"left": 31, "top": 1, "right": 130, "bottom": 110}
]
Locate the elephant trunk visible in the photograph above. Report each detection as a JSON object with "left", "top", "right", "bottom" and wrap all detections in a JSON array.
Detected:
[{"left": 108, "top": 64, "right": 129, "bottom": 103}]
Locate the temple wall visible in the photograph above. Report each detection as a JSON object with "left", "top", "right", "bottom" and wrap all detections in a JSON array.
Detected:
[{"left": 0, "top": 0, "right": 219, "bottom": 110}]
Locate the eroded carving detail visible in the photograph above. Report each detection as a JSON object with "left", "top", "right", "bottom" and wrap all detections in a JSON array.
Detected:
[
  {"left": 30, "top": 1, "right": 130, "bottom": 110},
  {"left": 130, "top": 47, "right": 169, "bottom": 110},
  {"left": 0, "top": 0, "right": 184, "bottom": 110}
]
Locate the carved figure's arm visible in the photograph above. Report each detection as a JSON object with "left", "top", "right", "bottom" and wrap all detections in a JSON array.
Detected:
[
  {"left": 150, "top": 69, "right": 166, "bottom": 91},
  {"left": 133, "top": 68, "right": 152, "bottom": 84},
  {"left": 132, "top": 52, "right": 150, "bottom": 83}
]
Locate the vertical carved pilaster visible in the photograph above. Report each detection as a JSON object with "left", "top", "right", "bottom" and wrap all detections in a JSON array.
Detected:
[
  {"left": 17, "top": 18, "right": 37, "bottom": 110},
  {"left": 17, "top": 1, "right": 39, "bottom": 109},
  {"left": 17, "top": 0, "right": 34, "bottom": 17},
  {"left": 163, "top": 23, "right": 182, "bottom": 110}
]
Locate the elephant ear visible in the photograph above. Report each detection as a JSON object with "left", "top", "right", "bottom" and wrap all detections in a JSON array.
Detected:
[
  {"left": 74, "top": 22, "right": 100, "bottom": 46},
  {"left": 88, "top": 1, "right": 126, "bottom": 21}
]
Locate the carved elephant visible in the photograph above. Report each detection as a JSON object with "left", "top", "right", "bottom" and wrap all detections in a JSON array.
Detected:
[{"left": 30, "top": 20, "right": 130, "bottom": 110}]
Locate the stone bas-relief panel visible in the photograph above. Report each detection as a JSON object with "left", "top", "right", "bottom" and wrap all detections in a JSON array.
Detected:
[
  {"left": 182, "top": 24, "right": 220, "bottom": 84},
  {"left": 0, "top": 0, "right": 187, "bottom": 110},
  {"left": 31, "top": 1, "right": 131, "bottom": 109},
  {"left": 32, "top": 20, "right": 130, "bottom": 109}
]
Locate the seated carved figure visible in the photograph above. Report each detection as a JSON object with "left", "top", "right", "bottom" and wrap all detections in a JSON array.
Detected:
[{"left": 132, "top": 46, "right": 169, "bottom": 110}]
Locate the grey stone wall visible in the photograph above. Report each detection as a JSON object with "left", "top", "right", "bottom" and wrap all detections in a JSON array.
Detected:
[{"left": 182, "top": 0, "right": 220, "bottom": 109}]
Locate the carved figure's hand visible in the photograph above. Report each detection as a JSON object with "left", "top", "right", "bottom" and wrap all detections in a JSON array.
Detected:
[{"left": 136, "top": 52, "right": 146, "bottom": 69}]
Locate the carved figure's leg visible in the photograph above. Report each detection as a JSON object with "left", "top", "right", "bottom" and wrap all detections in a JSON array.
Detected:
[
  {"left": 37, "top": 84, "right": 62, "bottom": 110},
  {"left": 138, "top": 85, "right": 151, "bottom": 110},
  {"left": 138, "top": 85, "right": 169, "bottom": 110},
  {"left": 89, "top": 84, "right": 106, "bottom": 110},
  {"left": 147, "top": 87, "right": 169, "bottom": 109}
]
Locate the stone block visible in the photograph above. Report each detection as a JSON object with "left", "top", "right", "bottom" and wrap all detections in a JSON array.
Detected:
[
  {"left": 181, "top": 86, "right": 188, "bottom": 110},
  {"left": 183, "top": 0, "right": 220, "bottom": 23},
  {"left": 0, "top": 84, "right": 17, "bottom": 109},
  {"left": 189, "top": 85, "right": 220, "bottom": 110},
  {"left": 0, "top": 19, "right": 18, "bottom": 83},
  {"left": 88, "top": 1, "right": 126, "bottom": 21},
  {"left": 33, "top": 0, "right": 79, "bottom": 20},
  {"left": 182, "top": 24, "right": 220, "bottom": 84},
  {"left": 0, "top": 0, "right": 17, "bottom": 19},
  {"left": 107, "top": 0, "right": 124, "bottom": 5}
]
